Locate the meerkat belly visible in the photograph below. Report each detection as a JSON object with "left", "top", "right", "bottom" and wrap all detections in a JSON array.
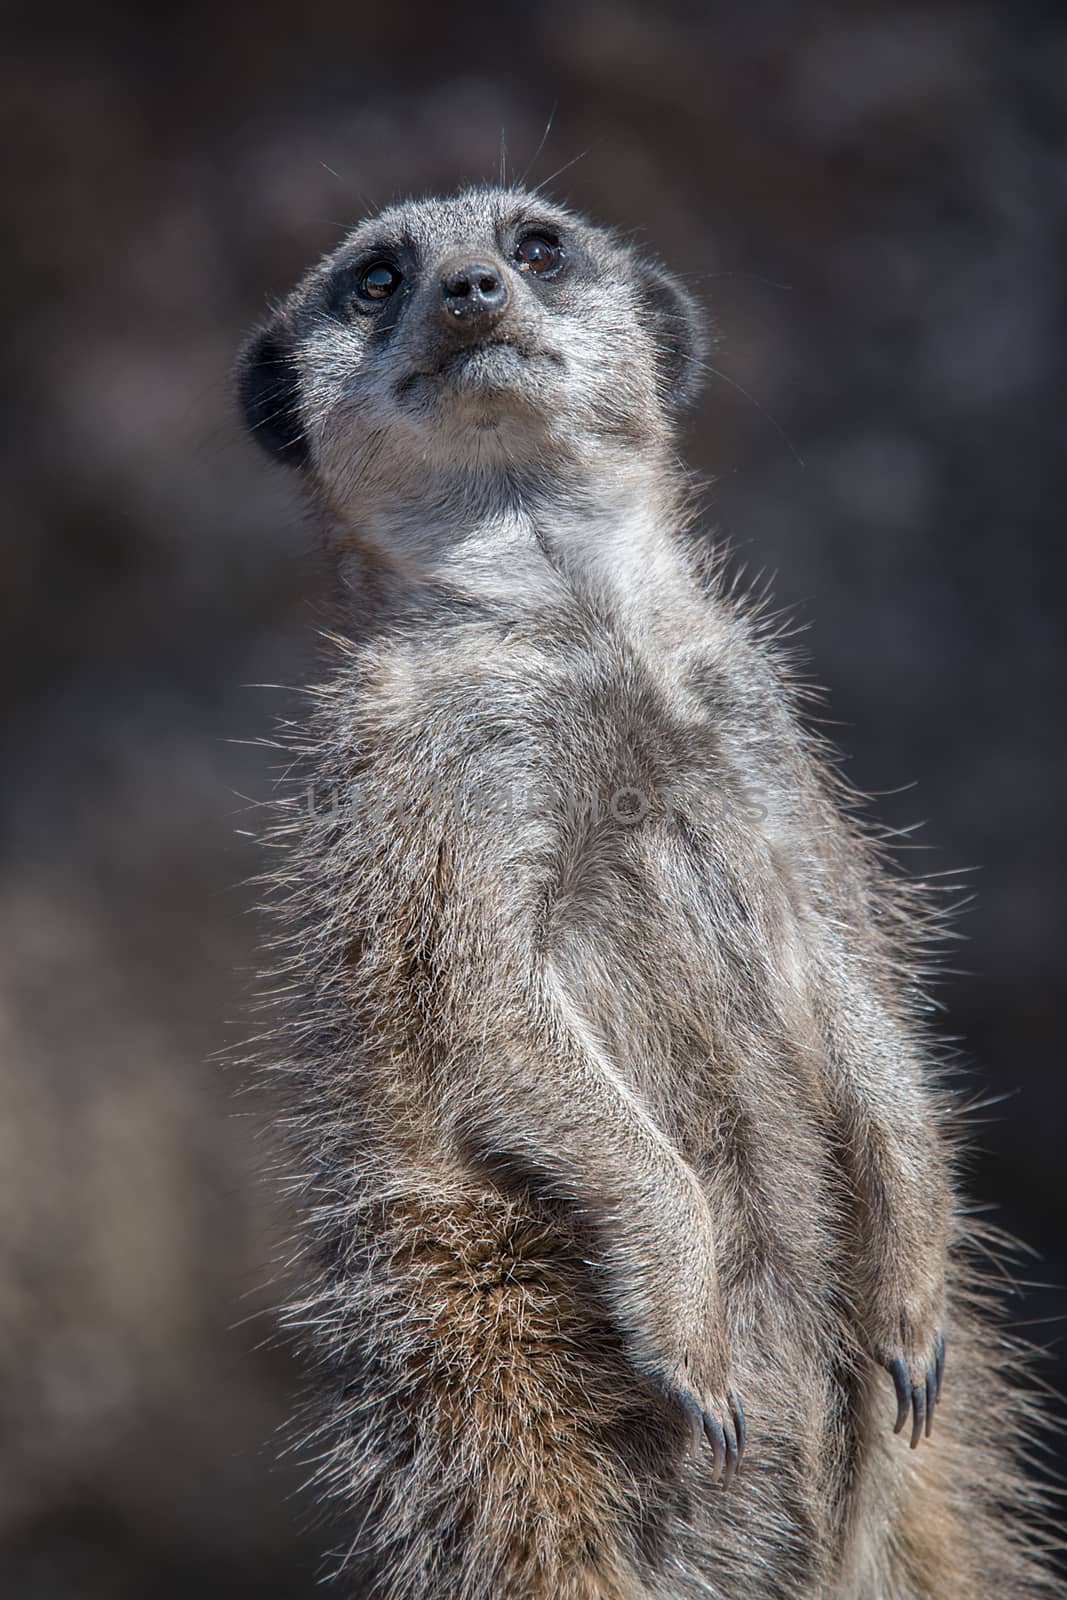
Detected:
[
  {"left": 546, "top": 768, "right": 822, "bottom": 1115},
  {"left": 547, "top": 819, "right": 842, "bottom": 1324},
  {"left": 539, "top": 712, "right": 843, "bottom": 1262}
]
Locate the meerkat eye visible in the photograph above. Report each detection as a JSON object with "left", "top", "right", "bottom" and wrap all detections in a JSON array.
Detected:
[
  {"left": 357, "top": 261, "right": 402, "bottom": 300},
  {"left": 514, "top": 233, "right": 563, "bottom": 276}
]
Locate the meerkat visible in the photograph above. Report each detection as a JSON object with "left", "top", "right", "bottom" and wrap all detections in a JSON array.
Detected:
[{"left": 237, "top": 186, "right": 1057, "bottom": 1600}]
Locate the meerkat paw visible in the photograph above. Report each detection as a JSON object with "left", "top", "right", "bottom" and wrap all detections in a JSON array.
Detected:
[
  {"left": 659, "top": 1337, "right": 745, "bottom": 1486},
  {"left": 880, "top": 1329, "right": 945, "bottom": 1449},
  {"left": 672, "top": 1380, "right": 746, "bottom": 1487}
]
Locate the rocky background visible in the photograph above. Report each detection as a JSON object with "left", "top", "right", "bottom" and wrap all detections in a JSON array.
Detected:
[{"left": 1, "top": 1, "right": 1064, "bottom": 1591}]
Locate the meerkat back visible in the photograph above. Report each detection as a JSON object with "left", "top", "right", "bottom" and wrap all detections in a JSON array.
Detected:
[{"left": 236, "top": 187, "right": 1058, "bottom": 1600}]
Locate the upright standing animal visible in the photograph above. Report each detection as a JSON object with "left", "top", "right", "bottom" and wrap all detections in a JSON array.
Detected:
[{"left": 237, "top": 186, "right": 1056, "bottom": 1599}]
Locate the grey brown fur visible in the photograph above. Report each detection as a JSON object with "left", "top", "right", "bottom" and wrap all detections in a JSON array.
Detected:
[{"left": 237, "top": 187, "right": 1058, "bottom": 1598}]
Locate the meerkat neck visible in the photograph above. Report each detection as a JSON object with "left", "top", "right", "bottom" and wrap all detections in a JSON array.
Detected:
[{"left": 328, "top": 441, "right": 695, "bottom": 628}]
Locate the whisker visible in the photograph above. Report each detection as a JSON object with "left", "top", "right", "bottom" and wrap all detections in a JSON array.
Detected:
[
  {"left": 653, "top": 341, "right": 805, "bottom": 467},
  {"left": 531, "top": 140, "right": 599, "bottom": 197},
  {"left": 676, "top": 269, "right": 795, "bottom": 292},
  {"left": 519, "top": 99, "right": 559, "bottom": 188},
  {"left": 316, "top": 159, "right": 377, "bottom": 217}
]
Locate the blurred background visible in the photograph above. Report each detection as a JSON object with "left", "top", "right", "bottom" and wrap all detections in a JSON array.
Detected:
[{"left": 1, "top": 0, "right": 1064, "bottom": 1592}]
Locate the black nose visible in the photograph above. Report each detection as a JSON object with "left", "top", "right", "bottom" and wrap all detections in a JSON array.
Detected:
[{"left": 440, "top": 261, "right": 509, "bottom": 323}]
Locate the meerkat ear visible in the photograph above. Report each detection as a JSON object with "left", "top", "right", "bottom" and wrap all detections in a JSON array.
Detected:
[
  {"left": 634, "top": 262, "right": 709, "bottom": 413},
  {"left": 236, "top": 319, "right": 309, "bottom": 468}
]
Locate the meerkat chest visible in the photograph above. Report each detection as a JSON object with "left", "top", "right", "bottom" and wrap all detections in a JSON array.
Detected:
[
  {"left": 403, "top": 617, "right": 797, "bottom": 928},
  {"left": 468, "top": 630, "right": 807, "bottom": 1072},
  {"left": 359, "top": 617, "right": 821, "bottom": 1138}
]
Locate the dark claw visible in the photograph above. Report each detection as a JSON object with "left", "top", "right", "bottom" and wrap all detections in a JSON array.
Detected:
[
  {"left": 888, "top": 1357, "right": 910, "bottom": 1434},
  {"left": 909, "top": 1383, "right": 925, "bottom": 1450},
  {"left": 675, "top": 1390, "right": 704, "bottom": 1454},
  {"left": 924, "top": 1364, "right": 937, "bottom": 1437},
  {"left": 722, "top": 1423, "right": 739, "bottom": 1489},
  {"left": 728, "top": 1389, "right": 746, "bottom": 1465},
  {"left": 703, "top": 1413, "right": 727, "bottom": 1481},
  {"left": 885, "top": 1331, "right": 944, "bottom": 1446}
]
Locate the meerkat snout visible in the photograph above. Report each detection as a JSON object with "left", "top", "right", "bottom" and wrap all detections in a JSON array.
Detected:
[{"left": 439, "top": 258, "right": 510, "bottom": 324}]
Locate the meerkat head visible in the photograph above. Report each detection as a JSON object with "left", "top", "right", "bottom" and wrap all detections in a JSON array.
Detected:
[{"left": 238, "top": 186, "right": 706, "bottom": 522}]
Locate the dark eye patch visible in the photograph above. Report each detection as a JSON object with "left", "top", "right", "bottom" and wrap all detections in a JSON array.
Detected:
[{"left": 323, "top": 239, "right": 414, "bottom": 327}]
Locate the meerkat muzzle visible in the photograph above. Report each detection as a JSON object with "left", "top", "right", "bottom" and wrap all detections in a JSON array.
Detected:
[{"left": 439, "top": 257, "right": 510, "bottom": 327}]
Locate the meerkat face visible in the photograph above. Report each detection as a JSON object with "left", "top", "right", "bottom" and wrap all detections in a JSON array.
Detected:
[{"left": 238, "top": 186, "right": 706, "bottom": 516}]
